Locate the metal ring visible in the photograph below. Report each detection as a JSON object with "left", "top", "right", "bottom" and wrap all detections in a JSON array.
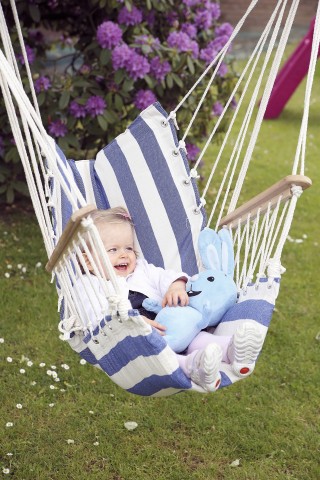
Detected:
[
  {"left": 161, "top": 120, "right": 168, "bottom": 128},
  {"left": 172, "top": 149, "right": 179, "bottom": 157}
]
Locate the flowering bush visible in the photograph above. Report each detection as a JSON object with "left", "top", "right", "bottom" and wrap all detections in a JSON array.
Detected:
[{"left": 0, "top": 0, "right": 236, "bottom": 203}]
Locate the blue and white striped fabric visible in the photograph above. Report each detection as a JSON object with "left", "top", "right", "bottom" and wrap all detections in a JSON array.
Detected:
[{"left": 51, "top": 102, "right": 280, "bottom": 396}]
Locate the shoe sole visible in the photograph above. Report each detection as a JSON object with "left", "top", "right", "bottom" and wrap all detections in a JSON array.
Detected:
[
  {"left": 231, "top": 321, "right": 264, "bottom": 377},
  {"left": 203, "top": 344, "right": 222, "bottom": 391}
]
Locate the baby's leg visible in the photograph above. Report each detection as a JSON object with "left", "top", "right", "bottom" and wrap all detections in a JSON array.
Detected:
[{"left": 187, "top": 331, "right": 231, "bottom": 362}]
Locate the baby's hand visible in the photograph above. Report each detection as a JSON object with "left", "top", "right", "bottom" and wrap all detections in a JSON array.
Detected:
[
  {"left": 162, "top": 279, "right": 189, "bottom": 308},
  {"left": 142, "top": 316, "right": 167, "bottom": 336}
]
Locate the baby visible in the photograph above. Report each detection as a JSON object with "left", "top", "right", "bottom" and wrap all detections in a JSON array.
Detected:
[{"left": 75, "top": 206, "right": 263, "bottom": 392}]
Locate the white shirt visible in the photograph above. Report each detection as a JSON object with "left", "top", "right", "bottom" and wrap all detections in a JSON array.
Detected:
[{"left": 73, "top": 258, "right": 187, "bottom": 330}]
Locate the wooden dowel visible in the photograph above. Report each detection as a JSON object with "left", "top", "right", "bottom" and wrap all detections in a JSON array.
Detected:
[
  {"left": 46, "top": 204, "right": 97, "bottom": 273},
  {"left": 219, "top": 175, "right": 312, "bottom": 228}
]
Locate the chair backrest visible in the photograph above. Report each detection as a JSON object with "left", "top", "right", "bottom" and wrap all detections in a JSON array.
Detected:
[{"left": 51, "top": 102, "right": 206, "bottom": 276}]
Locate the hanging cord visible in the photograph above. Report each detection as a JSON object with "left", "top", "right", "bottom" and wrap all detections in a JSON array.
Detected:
[
  {"left": 292, "top": 1, "right": 320, "bottom": 176},
  {"left": 228, "top": 0, "right": 300, "bottom": 213},
  {"left": 172, "top": 0, "right": 260, "bottom": 136},
  {"left": 200, "top": 0, "right": 287, "bottom": 221},
  {"left": 206, "top": 22, "right": 273, "bottom": 228},
  {"left": 9, "top": 0, "right": 41, "bottom": 118}
]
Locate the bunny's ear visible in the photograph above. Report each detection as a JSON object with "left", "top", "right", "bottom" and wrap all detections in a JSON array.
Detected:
[
  {"left": 218, "top": 227, "right": 235, "bottom": 277},
  {"left": 198, "top": 227, "right": 222, "bottom": 270}
]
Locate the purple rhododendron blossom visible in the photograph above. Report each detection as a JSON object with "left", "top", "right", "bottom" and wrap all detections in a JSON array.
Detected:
[
  {"left": 135, "top": 35, "right": 161, "bottom": 51},
  {"left": 186, "top": 143, "right": 200, "bottom": 161},
  {"left": 199, "top": 45, "right": 218, "bottom": 64},
  {"left": 48, "top": 120, "right": 67, "bottom": 137},
  {"left": 215, "top": 22, "right": 233, "bottom": 38},
  {"left": 150, "top": 57, "right": 171, "bottom": 81},
  {"left": 182, "top": 0, "right": 202, "bottom": 6},
  {"left": 80, "top": 64, "right": 90, "bottom": 75},
  {"left": 118, "top": 6, "right": 143, "bottom": 26},
  {"left": 167, "top": 32, "right": 199, "bottom": 58},
  {"left": 134, "top": 90, "right": 157, "bottom": 110},
  {"left": 206, "top": 1, "right": 221, "bottom": 20},
  {"left": 34, "top": 76, "right": 51, "bottom": 93},
  {"left": 126, "top": 52, "right": 150, "bottom": 80},
  {"left": 166, "top": 12, "right": 179, "bottom": 27},
  {"left": 18, "top": 45, "right": 35, "bottom": 65},
  {"left": 112, "top": 44, "right": 132, "bottom": 69},
  {"left": 144, "top": 11, "right": 155, "bottom": 27},
  {"left": 181, "top": 23, "right": 197, "bottom": 39},
  {"left": 69, "top": 100, "right": 87, "bottom": 118},
  {"left": 194, "top": 9, "right": 213, "bottom": 30},
  {"left": 86, "top": 96, "right": 106, "bottom": 117},
  {"left": 212, "top": 101, "right": 224, "bottom": 116},
  {"left": 218, "top": 62, "right": 228, "bottom": 77},
  {"left": 97, "top": 21, "right": 122, "bottom": 49}
]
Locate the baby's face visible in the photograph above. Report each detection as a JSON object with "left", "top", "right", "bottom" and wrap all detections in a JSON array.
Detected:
[{"left": 98, "top": 222, "right": 136, "bottom": 277}]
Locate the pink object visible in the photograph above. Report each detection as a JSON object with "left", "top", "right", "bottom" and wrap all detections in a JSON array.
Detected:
[{"left": 264, "top": 17, "right": 320, "bottom": 119}]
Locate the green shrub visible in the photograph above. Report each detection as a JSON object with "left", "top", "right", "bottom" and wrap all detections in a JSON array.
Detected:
[{"left": 0, "top": 0, "right": 237, "bottom": 203}]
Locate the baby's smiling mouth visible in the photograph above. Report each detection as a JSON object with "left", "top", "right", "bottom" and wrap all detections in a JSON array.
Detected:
[{"left": 115, "top": 263, "right": 128, "bottom": 271}]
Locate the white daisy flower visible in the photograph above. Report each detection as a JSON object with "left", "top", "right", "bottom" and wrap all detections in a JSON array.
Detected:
[
  {"left": 27, "top": 361, "right": 33, "bottom": 367},
  {"left": 19, "top": 369, "right": 26, "bottom": 374},
  {"left": 6, "top": 422, "right": 13, "bottom": 428},
  {"left": 39, "top": 362, "right": 46, "bottom": 368},
  {"left": 2, "top": 468, "right": 10, "bottom": 474},
  {"left": 16, "top": 404, "right": 22, "bottom": 409},
  {"left": 66, "top": 439, "right": 74, "bottom": 444},
  {"left": 6, "top": 357, "right": 13, "bottom": 363},
  {"left": 36, "top": 262, "right": 42, "bottom": 268},
  {"left": 79, "top": 359, "right": 87, "bottom": 365},
  {"left": 4, "top": 272, "right": 10, "bottom": 278},
  {"left": 0, "top": 338, "right": 4, "bottom": 343}
]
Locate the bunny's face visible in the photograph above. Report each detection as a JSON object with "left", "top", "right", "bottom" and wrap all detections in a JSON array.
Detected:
[{"left": 186, "top": 270, "right": 237, "bottom": 327}]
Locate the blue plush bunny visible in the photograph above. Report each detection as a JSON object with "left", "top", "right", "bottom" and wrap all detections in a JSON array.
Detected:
[{"left": 142, "top": 227, "right": 238, "bottom": 352}]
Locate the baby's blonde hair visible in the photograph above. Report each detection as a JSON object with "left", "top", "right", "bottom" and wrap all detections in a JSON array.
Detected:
[{"left": 90, "top": 206, "right": 134, "bottom": 229}]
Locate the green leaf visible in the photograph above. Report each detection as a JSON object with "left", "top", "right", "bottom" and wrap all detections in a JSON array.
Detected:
[
  {"left": 99, "top": 49, "right": 111, "bottom": 66},
  {"left": 13, "top": 181, "right": 29, "bottom": 196},
  {"left": 114, "top": 93, "right": 123, "bottom": 110},
  {"left": 166, "top": 73, "right": 174, "bottom": 89},
  {"left": 187, "top": 56, "right": 195, "bottom": 74},
  {"left": 172, "top": 73, "right": 183, "bottom": 88},
  {"left": 28, "top": 4, "right": 40, "bottom": 22},
  {"left": 114, "top": 70, "right": 125, "bottom": 85},
  {"left": 37, "top": 92, "right": 46, "bottom": 107},
  {"left": 59, "top": 91, "right": 70, "bottom": 110},
  {"left": 122, "top": 79, "right": 134, "bottom": 92},
  {"left": 97, "top": 115, "right": 108, "bottom": 131},
  {"left": 6, "top": 185, "right": 14, "bottom": 204}
]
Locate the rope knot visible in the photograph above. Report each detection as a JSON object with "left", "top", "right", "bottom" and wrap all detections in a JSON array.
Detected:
[
  {"left": 168, "top": 111, "right": 179, "bottom": 130},
  {"left": 267, "top": 258, "right": 286, "bottom": 278},
  {"left": 291, "top": 185, "right": 303, "bottom": 198}
]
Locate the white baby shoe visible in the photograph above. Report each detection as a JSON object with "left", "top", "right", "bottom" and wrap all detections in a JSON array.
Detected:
[
  {"left": 187, "top": 343, "right": 222, "bottom": 392},
  {"left": 228, "top": 321, "right": 264, "bottom": 377}
]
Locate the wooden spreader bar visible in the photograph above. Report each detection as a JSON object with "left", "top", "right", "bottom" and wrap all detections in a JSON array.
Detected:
[
  {"left": 219, "top": 175, "right": 312, "bottom": 228},
  {"left": 46, "top": 204, "right": 97, "bottom": 273}
]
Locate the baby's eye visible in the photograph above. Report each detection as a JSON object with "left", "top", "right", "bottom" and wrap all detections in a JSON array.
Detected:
[
  {"left": 107, "top": 248, "right": 117, "bottom": 253},
  {"left": 126, "top": 247, "right": 134, "bottom": 252}
]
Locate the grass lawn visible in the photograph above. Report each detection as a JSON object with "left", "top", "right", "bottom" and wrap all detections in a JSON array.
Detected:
[{"left": 0, "top": 53, "right": 319, "bottom": 479}]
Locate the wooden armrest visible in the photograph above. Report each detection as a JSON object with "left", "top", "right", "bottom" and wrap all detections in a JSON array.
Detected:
[
  {"left": 219, "top": 175, "right": 312, "bottom": 228},
  {"left": 46, "top": 204, "right": 97, "bottom": 273}
]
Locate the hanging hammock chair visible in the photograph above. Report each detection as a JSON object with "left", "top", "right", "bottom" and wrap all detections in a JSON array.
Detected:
[{"left": 0, "top": 0, "right": 316, "bottom": 396}]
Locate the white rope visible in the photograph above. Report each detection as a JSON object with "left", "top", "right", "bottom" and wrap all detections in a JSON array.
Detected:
[
  {"left": 292, "top": 1, "right": 320, "bottom": 176},
  {"left": 172, "top": 0, "right": 260, "bottom": 127},
  {"left": 228, "top": 0, "right": 300, "bottom": 212},
  {"left": 201, "top": 0, "right": 288, "bottom": 223}
]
